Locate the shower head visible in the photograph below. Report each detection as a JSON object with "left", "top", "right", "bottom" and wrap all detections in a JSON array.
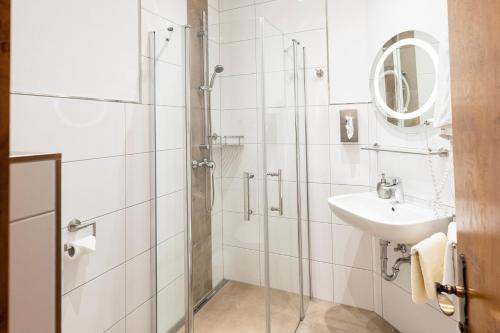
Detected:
[{"left": 209, "top": 65, "right": 224, "bottom": 89}]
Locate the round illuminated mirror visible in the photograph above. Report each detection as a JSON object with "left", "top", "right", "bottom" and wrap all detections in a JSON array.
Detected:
[{"left": 370, "top": 31, "right": 439, "bottom": 127}]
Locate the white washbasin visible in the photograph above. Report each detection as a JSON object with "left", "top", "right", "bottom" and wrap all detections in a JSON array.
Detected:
[{"left": 328, "top": 192, "right": 452, "bottom": 244}]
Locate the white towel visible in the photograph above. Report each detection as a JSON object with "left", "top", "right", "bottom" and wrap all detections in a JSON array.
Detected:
[
  {"left": 442, "top": 222, "right": 457, "bottom": 286},
  {"left": 433, "top": 38, "right": 453, "bottom": 129},
  {"left": 411, "top": 232, "right": 447, "bottom": 304}
]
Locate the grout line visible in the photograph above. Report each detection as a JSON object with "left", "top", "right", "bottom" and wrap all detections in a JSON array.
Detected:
[{"left": 62, "top": 262, "right": 125, "bottom": 296}]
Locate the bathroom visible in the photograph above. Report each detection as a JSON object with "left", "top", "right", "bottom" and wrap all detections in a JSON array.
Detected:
[{"left": 1, "top": 0, "right": 499, "bottom": 332}]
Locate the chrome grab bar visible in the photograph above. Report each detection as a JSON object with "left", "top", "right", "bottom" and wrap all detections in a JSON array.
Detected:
[
  {"left": 267, "top": 169, "right": 283, "bottom": 216},
  {"left": 243, "top": 172, "right": 254, "bottom": 221}
]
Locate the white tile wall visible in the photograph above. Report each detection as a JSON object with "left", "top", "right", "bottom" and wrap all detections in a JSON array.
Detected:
[
  {"left": 62, "top": 265, "right": 126, "bottom": 333},
  {"left": 333, "top": 265, "right": 374, "bottom": 311},
  {"left": 11, "top": 0, "right": 188, "bottom": 331},
  {"left": 11, "top": 95, "right": 126, "bottom": 162},
  {"left": 126, "top": 250, "right": 154, "bottom": 313},
  {"left": 62, "top": 156, "right": 126, "bottom": 223},
  {"left": 62, "top": 211, "right": 126, "bottom": 293}
]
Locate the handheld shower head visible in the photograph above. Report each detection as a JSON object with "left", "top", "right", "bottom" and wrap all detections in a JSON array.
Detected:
[{"left": 209, "top": 65, "right": 224, "bottom": 89}]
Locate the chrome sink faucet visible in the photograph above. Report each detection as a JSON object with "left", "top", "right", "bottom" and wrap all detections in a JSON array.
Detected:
[{"left": 377, "top": 174, "right": 405, "bottom": 203}]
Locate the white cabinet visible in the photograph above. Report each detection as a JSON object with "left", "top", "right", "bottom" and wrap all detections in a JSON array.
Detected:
[{"left": 9, "top": 153, "right": 61, "bottom": 333}]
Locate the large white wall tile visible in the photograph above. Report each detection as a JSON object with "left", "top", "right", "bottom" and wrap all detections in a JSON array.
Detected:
[
  {"left": 267, "top": 253, "right": 300, "bottom": 294},
  {"left": 333, "top": 265, "right": 374, "bottom": 311},
  {"left": 141, "top": 11, "right": 182, "bottom": 65},
  {"left": 256, "top": 0, "right": 326, "bottom": 34},
  {"left": 221, "top": 109, "right": 259, "bottom": 144},
  {"left": 126, "top": 201, "right": 154, "bottom": 260},
  {"left": 306, "top": 106, "right": 330, "bottom": 145},
  {"left": 307, "top": 182, "right": 331, "bottom": 223},
  {"left": 223, "top": 211, "right": 260, "bottom": 250},
  {"left": 222, "top": 176, "right": 258, "bottom": 213},
  {"left": 126, "top": 299, "right": 153, "bottom": 333},
  {"left": 307, "top": 145, "right": 331, "bottom": 184},
  {"left": 156, "top": 106, "right": 185, "bottom": 150},
  {"left": 11, "top": 95, "right": 125, "bottom": 162},
  {"left": 223, "top": 245, "right": 261, "bottom": 285},
  {"left": 156, "top": 190, "right": 185, "bottom": 243},
  {"left": 330, "top": 145, "right": 370, "bottom": 186},
  {"left": 309, "top": 222, "right": 332, "bottom": 263},
  {"left": 62, "top": 156, "right": 126, "bottom": 223},
  {"left": 332, "top": 224, "right": 373, "bottom": 270},
  {"left": 126, "top": 104, "right": 153, "bottom": 154},
  {"left": 12, "top": 0, "right": 140, "bottom": 101},
  {"left": 222, "top": 144, "right": 259, "bottom": 178},
  {"left": 62, "top": 210, "right": 126, "bottom": 293},
  {"left": 157, "top": 275, "right": 185, "bottom": 332},
  {"left": 310, "top": 260, "right": 334, "bottom": 302},
  {"left": 142, "top": 0, "right": 187, "bottom": 25},
  {"left": 286, "top": 29, "right": 328, "bottom": 69},
  {"left": 220, "top": 74, "right": 257, "bottom": 109},
  {"left": 156, "top": 149, "right": 185, "bottom": 196},
  {"left": 62, "top": 265, "right": 126, "bottom": 333},
  {"left": 263, "top": 108, "right": 296, "bottom": 144},
  {"left": 212, "top": 212, "right": 224, "bottom": 287},
  {"left": 327, "top": 0, "right": 370, "bottom": 104},
  {"left": 157, "top": 232, "right": 185, "bottom": 290},
  {"left": 267, "top": 216, "right": 299, "bottom": 257},
  {"left": 155, "top": 61, "right": 185, "bottom": 107},
  {"left": 126, "top": 250, "right": 154, "bottom": 313},
  {"left": 220, "top": 6, "right": 256, "bottom": 43},
  {"left": 106, "top": 319, "right": 126, "bottom": 333},
  {"left": 220, "top": 40, "right": 256, "bottom": 76},
  {"left": 126, "top": 153, "right": 154, "bottom": 206},
  {"left": 220, "top": 0, "right": 254, "bottom": 11}
]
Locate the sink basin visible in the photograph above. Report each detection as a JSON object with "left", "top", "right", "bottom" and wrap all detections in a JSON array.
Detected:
[{"left": 328, "top": 192, "right": 452, "bottom": 244}]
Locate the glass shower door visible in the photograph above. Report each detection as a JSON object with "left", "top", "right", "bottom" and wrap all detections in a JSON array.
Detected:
[
  {"left": 258, "top": 18, "right": 310, "bottom": 332},
  {"left": 150, "top": 26, "right": 189, "bottom": 333}
]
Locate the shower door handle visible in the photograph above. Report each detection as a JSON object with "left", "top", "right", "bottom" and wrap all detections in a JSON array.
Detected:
[
  {"left": 267, "top": 169, "right": 283, "bottom": 216},
  {"left": 243, "top": 172, "right": 254, "bottom": 221}
]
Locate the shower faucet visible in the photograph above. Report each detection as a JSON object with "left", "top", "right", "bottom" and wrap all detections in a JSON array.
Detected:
[{"left": 192, "top": 158, "right": 215, "bottom": 169}]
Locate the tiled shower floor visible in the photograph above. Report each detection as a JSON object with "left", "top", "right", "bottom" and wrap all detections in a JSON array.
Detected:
[{"left": 179, "top": 281, "right": 397, "bottom": 333}]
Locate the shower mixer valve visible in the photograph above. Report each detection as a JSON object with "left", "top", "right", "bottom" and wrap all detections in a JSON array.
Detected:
[{"left": 192, "top": 158, "right": 215, "bottom": 169}]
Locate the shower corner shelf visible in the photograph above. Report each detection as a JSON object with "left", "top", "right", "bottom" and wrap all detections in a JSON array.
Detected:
[
  {"left": 361, "top": 143, "right": 449, "bottom": 157},
  {"left": 214, "top": 135, "right": 245, "bottom": 147}
]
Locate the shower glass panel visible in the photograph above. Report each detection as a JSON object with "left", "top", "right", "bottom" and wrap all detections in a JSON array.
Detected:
[
  {"left": 149, "top": 27, "right": 188, "bottom": 333},
  {"left": 151, "top": 16, "right": 309, "bottom": 333},
  {"left": 259, "top": 19, "right": 310, "bottom": 332}
]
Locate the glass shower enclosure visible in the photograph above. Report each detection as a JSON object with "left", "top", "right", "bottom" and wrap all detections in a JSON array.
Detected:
[{"left": 150, "top": 16, "right": 310, "bottom": 333}]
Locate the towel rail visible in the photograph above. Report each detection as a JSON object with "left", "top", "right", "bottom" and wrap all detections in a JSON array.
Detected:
[{"left": 361, "top": 143, "right": 449, "bottom": 157}]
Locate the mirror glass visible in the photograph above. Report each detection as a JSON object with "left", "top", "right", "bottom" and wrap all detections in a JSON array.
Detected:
[{"left": 370, "top": 31, "right": 439, "bottom": 127}]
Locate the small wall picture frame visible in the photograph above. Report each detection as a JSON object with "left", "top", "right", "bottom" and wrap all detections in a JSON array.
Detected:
[{"left": 339, "top": 109, "right": 359, "bottom": 143}]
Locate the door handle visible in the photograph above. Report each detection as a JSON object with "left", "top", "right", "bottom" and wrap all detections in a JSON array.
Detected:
[
  {"left": 243, "top": 172, "right": 254, "bottom": 221},
  {"left": 267, "top": 169, "right": 283, "bottom": 216}
]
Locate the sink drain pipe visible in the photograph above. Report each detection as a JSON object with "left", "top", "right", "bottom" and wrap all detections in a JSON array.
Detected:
[{"left": 380, "top": 240, "right": 411, "bottom": 281}]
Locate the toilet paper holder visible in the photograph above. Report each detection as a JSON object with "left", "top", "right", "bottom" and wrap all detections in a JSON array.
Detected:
[{"left": 63, "top": 219, "right": 97, "bottom": 252}]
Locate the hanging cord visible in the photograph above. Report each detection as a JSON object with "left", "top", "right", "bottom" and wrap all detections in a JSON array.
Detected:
[{"left": 424, "top": 123, "right": 453, "bottom": 217}]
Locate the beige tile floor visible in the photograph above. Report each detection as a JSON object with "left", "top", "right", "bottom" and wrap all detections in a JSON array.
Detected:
[{"left": 179, "top": 281, "right": 398, "bottom": 333}]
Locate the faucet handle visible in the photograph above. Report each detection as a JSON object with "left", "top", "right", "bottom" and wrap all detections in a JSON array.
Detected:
[{"left": 379, "top": 173, "right": 387, "bottom": 183}]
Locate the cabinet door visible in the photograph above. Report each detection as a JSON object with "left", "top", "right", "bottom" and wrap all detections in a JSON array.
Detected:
[{"left": 10, "top": 213, "right": 56, "bottom": 333}]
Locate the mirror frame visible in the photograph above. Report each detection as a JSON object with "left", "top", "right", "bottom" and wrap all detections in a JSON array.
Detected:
[{"left": 372, "top": 36, "right": 439, "bottom": 121}]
